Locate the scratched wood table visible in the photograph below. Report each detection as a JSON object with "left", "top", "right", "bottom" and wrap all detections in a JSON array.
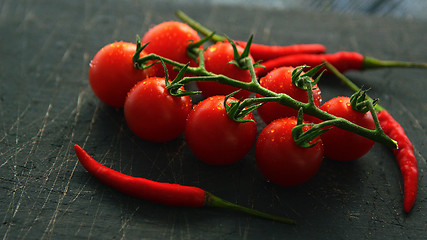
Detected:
[{"left": 1, "top": 0, "right": 426, "bottom": 239}]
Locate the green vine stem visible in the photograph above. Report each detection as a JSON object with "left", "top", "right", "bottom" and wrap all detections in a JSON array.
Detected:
[
  {"left": 175, "top": 10, "right": 225, "bottom": 43},
  {"left": 133, "top": 41, "right": 397, "bottom": 149}
]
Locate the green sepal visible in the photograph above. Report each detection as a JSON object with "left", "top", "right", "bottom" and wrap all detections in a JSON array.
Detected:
[
  {"left": 164, "top": 62, "right": 201, "bottom": 97},
  {"left": 144, "top": 60, "right": 161, "bottom": 70},
  {"left": 302, "top": 63, "right": 325, "bottom": 79},
  {"left": 226, "top": 35, "right": 254, "bottom": 70},
  {"left": 292, "top": 124, "right": 329, "bottom": 148},
  {"left": 239, "top": 35, "right": 253, "bottom": 60},
  {"left": 292, "top": 108, "right": 328, "bottom": 148},
  {"left": 224, "top": 35, "right": 265, "bottom": 70},
  {"left": 291, "top": 65, "right": 308, "bottom": 89},
  {"left": 253, "top": 60, "right": 265, "bottom": 69},
  {"left": 158, "top": 58, "right": 169, "bottom": 82},
  {"left": 350, "top": 89, "right": 378, "bottom": 113},
  {"left": 311, "top": 68, "right": 325, "bottom": 86},
  {"left": 224, "top": 91, "right": 261, "bottom": 123},
  {"left": 133, "top": 35, "right": 151, "bottom": 69},
  {"left": 291, "top": 63, "right": 325, "bottom": 90}
]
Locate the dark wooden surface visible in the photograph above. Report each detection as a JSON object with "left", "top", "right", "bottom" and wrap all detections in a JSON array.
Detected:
[{"left": 1, "top": 0, "right": 426, "bottom": 239}]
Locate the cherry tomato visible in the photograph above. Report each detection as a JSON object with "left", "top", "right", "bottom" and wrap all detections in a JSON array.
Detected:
[
  {"left": 256, "top": 66, "right": 322, "bottom": 124},
  {"left": 197, "top": 42, "right": 253, "bottom": 99},
  {"left": 320, "top": 96, "right": 375, "bottom": 161},
  {"left": 141, "top": 21, "right": 201, "bottom": 79},
  {"left": 255, "top": 117, "right": 324, "bottom": 186},
  {"left": 185, "top": 96, "right": 257, "bottom": 165},
  {"left": 124, "top": 77, "right": 192, "bottom": 142},
  {"left": 89, "top": 41, "right": 159, "bottom": 108}
]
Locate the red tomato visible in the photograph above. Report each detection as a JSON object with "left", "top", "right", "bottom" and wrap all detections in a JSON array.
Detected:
[
  {"left": 320, "top": 96, "right": 375, "bottom": 161},
  {"left": 256, "top": 66, "right": 322, "bottom": 124},
  {"left": 197, "top": 42, "right": 253, "bottom": 99},
  {"left": 185, "top": 96, "right": 257, "bottom": 165},
  {"left": 89, "top": 42, "right": 160, "bottom": 108},
  {"left": 124, "top": 77, "right": 192, "bottom": 142},
  {"left": 255, "top": 117, "right": 324, "bottom": 186},
  {"left": 141, "top": 21, "right": 201, "bottom": 79}
]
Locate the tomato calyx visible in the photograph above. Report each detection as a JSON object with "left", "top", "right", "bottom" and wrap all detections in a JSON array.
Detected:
[
  {"left": 133, "top": 35, "right": 161, "bottom": 70},
  {"left": 224, "top": 91, "right": 262, "bottom": 123},
  {"left": 226, "top": 35, "right": 264, "bottom": 70},
  {"left": 133, "top": 35, "right": 148, "bottom": 67},
  {"left": 350, "top": 89, "right": 378, "bottom": 113},
  {"left": 159, "top": 60, "right": 201, "bottom": 97},
  {"left": 291, "top": 108, "right": 329, "bottom": 148},
  {"left": 291, "top": 63, "right": 324, "bottom": 91}
]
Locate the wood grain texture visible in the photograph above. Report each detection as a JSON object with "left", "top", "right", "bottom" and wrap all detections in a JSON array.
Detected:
[{"left": 0, "top": 0, "right": 426, "bottom": 239}]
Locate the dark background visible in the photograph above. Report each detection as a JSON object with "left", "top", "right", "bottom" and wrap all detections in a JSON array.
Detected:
[{"left": 1, "top": 0, "right": 426, "bottom": 239}]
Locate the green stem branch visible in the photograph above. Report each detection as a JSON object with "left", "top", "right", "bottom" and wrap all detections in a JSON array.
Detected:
[
  {"left": 175, "top": 10, "right": 225, "bottom": 43},
  {"left": 134, "top": 51, "right": 397, "bottom": 149}
]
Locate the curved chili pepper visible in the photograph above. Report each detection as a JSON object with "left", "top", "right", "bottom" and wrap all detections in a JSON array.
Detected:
[
  {"left": 325, "top": 62, "right": 419, "bottom": 213},
  {"left": 74, "top": 144, "right": 205, "bottom": 206},
  {"left": 377, "top": 110, "right": 418, "bottom": 213},
  {"left": 256, "top": 51, "right": 427, "bottom": 77},
  {"left": 74, "top": 144, "right": 295, "bottom": 223}
]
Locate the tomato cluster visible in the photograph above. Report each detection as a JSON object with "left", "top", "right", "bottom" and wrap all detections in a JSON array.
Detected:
[{"left": 88, "top": 20, "right": 376, "bottom": 187}]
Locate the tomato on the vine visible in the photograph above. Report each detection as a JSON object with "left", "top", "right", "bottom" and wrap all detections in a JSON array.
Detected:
[
  {"left": 141, "top": 21, "right": 201, "bottom": 79},
  {"left": 89, "top": 41, "right": 159, "bottom": 108},
  {"left": 255, "top": 117, "right": 324, "bottom": 186},
  {"left": 256, "top": 66, "right": 322, "bottom": 124},
  {"left": 197, "top": 42, "right": 253, "bottom": 99},
  {"left": 319, "top": 96, "right": 375, "bottom": 161},
  {"left": 124, "top": 77, "right": 192, "bottom": 142},
  {"left": 185, "top": 95, "right": 257, "bottom": 165}
]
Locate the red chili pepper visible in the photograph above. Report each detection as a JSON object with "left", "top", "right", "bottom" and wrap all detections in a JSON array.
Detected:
[
  {"left": 234, "top": 40, "right": 326, "bottom": 62},
  {"left": 74, "top": 144, "right": 205, "bottom": 207},
  {"left": 74, "top": 144, "right": 295, "bottom": 223},
  {"left": 256, "top": 51, "right": 427, "bottom": 77},
  {"left": 174, "top": 10, "right": 326, "bottom": 62},
  {"left": 324, "top": 62, "right": 419, "bottom": 213},
  {"left": 377, "top": 110, "right": 418, "bottom": 213}
]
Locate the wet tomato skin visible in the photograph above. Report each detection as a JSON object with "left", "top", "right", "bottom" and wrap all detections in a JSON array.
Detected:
[
  {"left": 141, "top": 21, "right": 201, "bottom": 79},
  {"left": 256, "top": 117, "right": 324, "bottom": 186},
  {"left": 256, "top": 66, "right": 322, "bottom": 124},
  {"left": 319, "top": 96, "right": 375, "bottom": 161},
  {"left": 124, "top": 77, "right": 192, "bottom": 142},
  {"left": 185, "top": 96, "right": 257, "bottom": 165},
  {"left": 89, "top": 41, "right": 158, "bottom": 108}
]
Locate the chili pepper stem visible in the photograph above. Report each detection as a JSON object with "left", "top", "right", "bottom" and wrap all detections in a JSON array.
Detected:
[
  {"left": 363, "top": 56, "right": 427, "bottom": 70},
  {"left": 324, "top": 61, "right": 384, "bottom": 112},
  {"left": 75, "top": 144, "right": 296, "bottom": 224},
  {"left": 205, "top": 192, "right": 296, "bottom": 224}
]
